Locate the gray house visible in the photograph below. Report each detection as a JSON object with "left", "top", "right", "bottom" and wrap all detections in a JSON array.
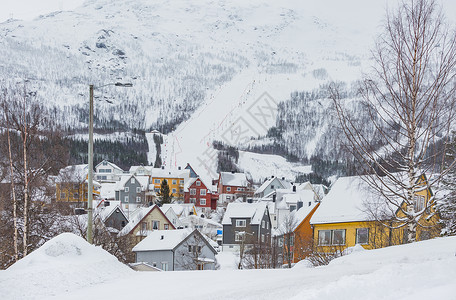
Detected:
[
  {"left": 96, "top": 201, "right": 128, "bottom": 231},
  {"left": 222, "top": 202, "right": 272, "bottom": 251},
  {"left": 115, "top": 175, "right": 149, "bottom": 210},
  {"left": 132, "top": 228, "right": 218, "bottom": 271},
  {"left": 254, "top": 177, "right": 292, "bottom": 199}
]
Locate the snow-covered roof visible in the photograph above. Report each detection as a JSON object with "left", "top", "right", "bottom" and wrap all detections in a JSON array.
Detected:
[
  {"left": 95, "top": 201, "right": 126, "bottom": 222},
  {"left": 161, "top": 204, "right": 196, "bottom": 218},
  {"left": 255, "top": 177, "right": 291, "bottom": 195},
  {"left": 117, "top": 175, "right": 149, "bottom": 191},
  {"left": 55, "top": 164, "right": 88, "bottom": 183},
  {"left": 222, "top": 202, "right": 268, "bottom": 225},
  {"left": 132, "top": 228, "right": 194, "bottom": 251},
  {"left": 310, "top": 176, "right": 377, "bottom": 224},
  {"left": 184, "top": 178, "right": 198, "bottom": 191},
  {"left": 99, "top": 182, "right": 118, "bottom": 199},
  {"left": 219, "top": 172, "right": 248, "bottom": 187},
  {"left": 118, "top": 205, "right": 158, "bottom": 236},
  {"left": 95, "top": 160, "right": 123, "bottom": 171},
  {"left": 152, "top": 168, "right": 190, "bottom": 179},
  {"left": 180, "top": 215, "right": 222, "bottom": 228},
  {"left": 282, "top": 190, "right": 315, "bottom": 204}
]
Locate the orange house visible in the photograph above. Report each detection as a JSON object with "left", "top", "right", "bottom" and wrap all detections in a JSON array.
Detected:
[{"left": 278, "top": 202, "right": 320, "bottom": 265}]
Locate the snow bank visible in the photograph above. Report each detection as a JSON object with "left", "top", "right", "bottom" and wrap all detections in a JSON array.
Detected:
[
  {"left": 1, "top": 233, "right": 133, "bottom": 299},
  {"left": 2, "top": 235, "right": 456, "bottom": 300}
]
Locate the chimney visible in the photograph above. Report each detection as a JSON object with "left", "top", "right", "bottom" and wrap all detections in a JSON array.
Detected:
[
  {"left": 178, "top": 166, "right": 181, "bottom": 170},
  {"left": 104, "top": 200, "right": 110, "bottom": 207},
  {"left": 161, "top": 166, "right": 165, "bottom": 170},
  {"left": 297, "top": 201, "right": 303, "bottom": 211},
  {"left": 293, "top": 185, "right": 296, "bottom": 192},
  {"left": 160, "top": 235, "right": 164, "bottom": 240},
  {"left": 308, "top": 201, "right": 312, "bottom": 207},
  {"left": 282, "top": 177, "right": 285, "bottom": 180},
  {"left": 272, "top": 175, "right": 275, "bottom": 178},
  {"left": 272, "top": 194, "right": 276, "bottom": 202},
  {"left": 247, "top": 198, "right": 252, "bottom": 204}
]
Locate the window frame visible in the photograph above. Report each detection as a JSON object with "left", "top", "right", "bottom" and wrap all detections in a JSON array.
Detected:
[
  {"left": 235, "top": 219, "right": 246, "bottom": 227},
  {"left": 355, "top": 228, "right": 369, "bottom": 245},
  {"left": 318, "top": 230, "right": 332, "bottom": 246},
  {"left": 124, "top": 187, "right": 129, "bottom": 192},
  {"left": 200, "top": 198, "right": 206, "bottom": 206}
]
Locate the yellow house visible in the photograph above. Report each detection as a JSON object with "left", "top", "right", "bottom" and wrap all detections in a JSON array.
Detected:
[
  {"left": 310, "top": 174, "right": 439, "bottom": 253},
  {"left": 118, "top": 205, "right": 176, "bottom": 244},
  {"left": 150, "top": 168, "right": 190, "bottom": 201},
  {"left": 55, "top": 164, "right": 100, "bottom": 206}
]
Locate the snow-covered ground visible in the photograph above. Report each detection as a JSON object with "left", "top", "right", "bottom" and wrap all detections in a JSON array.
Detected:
[
  {"left": 238, "top": 151, "right": 312, "bottom": 183},
  {"left": 2, "top": 233, "right": 455, "bottom": 300}
]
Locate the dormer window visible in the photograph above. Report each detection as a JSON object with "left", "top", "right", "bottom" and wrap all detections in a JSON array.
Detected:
[
  {"left": 131, "top": 178, "right": 135, "bottom": 184},
  {"left": 196, "top": 181, "right": 201, "bottom": 186}
]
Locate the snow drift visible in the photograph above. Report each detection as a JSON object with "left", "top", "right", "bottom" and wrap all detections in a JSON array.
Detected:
[{"left": 1, "top": 233, "right": 133, "bottom": 299}]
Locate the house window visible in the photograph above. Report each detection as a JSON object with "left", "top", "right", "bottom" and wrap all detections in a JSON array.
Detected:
[
  {"left": 226, "top": 196, "right": 231, "bottom": 200},
  {"left": 236, "top": 220, "right": 246, "bottom": 227},
  {"left": 196, "top": 181, "right": 201, "bottom": 186},
  {"left": 141, "top": 222, "right": 148, "bottom": 232},
  {"left": 266, "top": 222, "right": 269, "bottom": 230},
  {"left": 124, "top": 196, "right": 129, "bottom": 203},
  {"left": 154, "top": 188, "right": 160, "bottom": 193},
  {"left": 136, "top": 187, "right": 141, "bottom": 193},
  {"left": 190, "top": 198, "right": 196, "bottom": 204},
  {"left": 271, "top": 185, "right": 274, "bottom": 189},
  {"left": 172, "top": 188, "right": 177, "bottom": 194},
  {"left": 60, "top": 192, "right": 66, "bottom": 199},
  {"left": 261, "top": 234, "right": 265, "bottom": 243},
  {"left": 73, "top": 193, "right": 79, "bottom": 199},
  {"left": 161, "top": 262, "right": 168, "bottom": 271},
  {"left": 235, "top": 232, "right": 242, "bottom": 242},
  {"left": 136, "top": 196, "right": 141, "bottom": 203},
  {"left": 332, "top": 230, "right": 346, "bottom": 245},
  {"left": 131, "top": 178, "right": 135, "bottom": 184},
  {"left": 200, "top": 189, "right": 206, "bottom": 195},
  {"left": 237, "top": 187, "right": 243, "bottom": 191},
  {"left": 125, "top": 187, "right": 129, "bottom": 192},
  {"left": 318, "top": 230, "right": 332, "bottom": 246},
  {"left": 226, "top": 187, "right": 231, "bottom": 192},
  {"left": 190, "top": 189, "right": 196, "bottom": 195},
  {"left": 200, "top": 199, "right": 206, "bottom": 205},
  {"left": 154, "top": 179, "right": 161, "bottom": 184},
  {"left": 356, "top": 228, "right": 369, "bottom": 245},
  {"left": 289, "top": 205, "right": 296, "bottom": 212},
  {"left": 262, "top": 220, "right": 265, "bottom": 229},
  {"left": 164, "top": 224, "right": 169, "bottom": 230},
  {"left": 152, "top": 220, "right": 159, "bottom": 230},
  {"left": 173, "top": 179, "right": 177, "bottom": 185},
  {"left": 414, "top": 195, "right": 425, "bottom": 212}
]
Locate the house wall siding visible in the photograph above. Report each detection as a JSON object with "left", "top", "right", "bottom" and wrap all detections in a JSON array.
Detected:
[{"left": 135, "top": 250, "right": 174, "bottom": 271}]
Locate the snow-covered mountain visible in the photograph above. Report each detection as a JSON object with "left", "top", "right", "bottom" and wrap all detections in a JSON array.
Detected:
[{"left": 2, "top": 0, "right": 454, "bottom": 182}]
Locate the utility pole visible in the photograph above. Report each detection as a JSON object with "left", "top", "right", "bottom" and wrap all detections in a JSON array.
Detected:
[
  {"left": 87, "top": 82, "right": 132, "bottom": 244},
  {"left": 87, "top": 84, "right": 94, "bottom": 244}
]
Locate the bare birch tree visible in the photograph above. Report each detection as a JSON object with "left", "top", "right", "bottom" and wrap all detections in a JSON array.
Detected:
[{"left": 331, "top": 0, "right": 456, "bottom": 242}]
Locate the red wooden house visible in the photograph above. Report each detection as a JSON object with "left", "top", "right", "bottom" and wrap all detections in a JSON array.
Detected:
[{"left": 184, "top": 177, "right": 217, "bottom": 212}]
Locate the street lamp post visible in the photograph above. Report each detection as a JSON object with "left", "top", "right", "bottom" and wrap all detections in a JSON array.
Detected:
[{"left": 87, "top": 82, "right": 132, "bottom": 244}]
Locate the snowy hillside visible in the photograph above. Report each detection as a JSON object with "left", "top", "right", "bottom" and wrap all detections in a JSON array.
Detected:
[
  {"left": 2, "top": 0, "right": 455, "bottom": 180},
  {"left": 1, "top": 233, "right": 455, "bottom": 299}
]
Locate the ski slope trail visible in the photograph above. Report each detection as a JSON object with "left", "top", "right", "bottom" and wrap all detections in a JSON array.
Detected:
[{"left": 153, "top": 66, "right": 326, "bottom": 184}]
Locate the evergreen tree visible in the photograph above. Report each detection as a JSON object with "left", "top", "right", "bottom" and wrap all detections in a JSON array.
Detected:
[{"left": 157, "top": 179, "right": 173, "bottom": 205}]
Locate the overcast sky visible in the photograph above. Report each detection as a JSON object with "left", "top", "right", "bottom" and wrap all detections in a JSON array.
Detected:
[{"left": 0, "top": 0, "right": 85, "bottom": 23}]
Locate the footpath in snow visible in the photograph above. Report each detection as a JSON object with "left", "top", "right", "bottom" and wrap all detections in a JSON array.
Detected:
[{"left": 1, "top": 233, "right": 455, "bottom": 300}]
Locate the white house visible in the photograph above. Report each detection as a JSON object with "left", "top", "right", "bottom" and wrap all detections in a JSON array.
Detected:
[{"left": 95, "top": 160, "right": 124, "bottom": 182}]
